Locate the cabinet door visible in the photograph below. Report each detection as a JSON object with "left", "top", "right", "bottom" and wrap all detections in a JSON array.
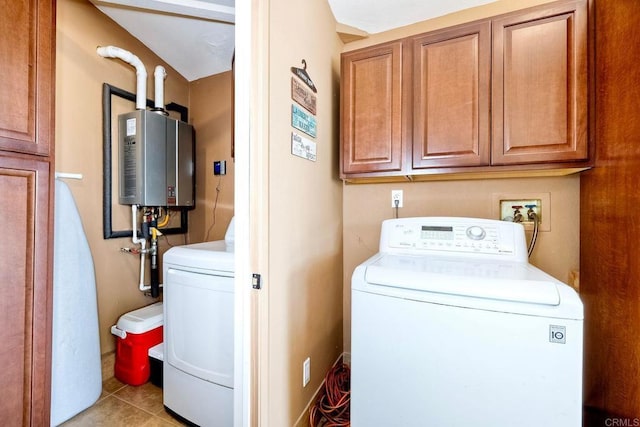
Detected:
[
  {"left": 341, "top": 41, "right": 403, "bottom": 175},
  {"left": 412, "top": 21, "right": 491, "bottom": 169},
  {"left": 492, "top": 0, "right": 588, "bottom": 165},
  {"left": 0, "top": 0, "right": 54, "bottom": 156},
  {"left": 0, "top": 156, "right": 52, "bottom": 426}
]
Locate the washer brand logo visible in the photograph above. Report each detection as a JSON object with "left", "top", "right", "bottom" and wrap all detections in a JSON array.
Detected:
[{"left": 549, "top": 325, "right": 566, "bottom": 344}]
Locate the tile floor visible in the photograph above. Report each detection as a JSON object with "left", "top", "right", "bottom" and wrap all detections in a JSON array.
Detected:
[
  {"left": 61, "top": 352, "right": 187, "bottom": 427},
  {"left": 61, "top": 376, "right": 186, "bottom": 427}
]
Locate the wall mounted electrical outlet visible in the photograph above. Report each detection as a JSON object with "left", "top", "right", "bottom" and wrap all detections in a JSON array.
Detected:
[{"left": 391, "top": 190, "right": 403, "bottom": 208}]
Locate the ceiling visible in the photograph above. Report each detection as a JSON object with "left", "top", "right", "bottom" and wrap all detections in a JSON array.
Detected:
[
  {"left": 91, "top": 0, "right": 235, "bottom": 81},
  {"left": 91, "top": 0, "right": 495, "bottom": 82},
  {"left": 328, "top": 0, "right": 495, "bottom": 34}
]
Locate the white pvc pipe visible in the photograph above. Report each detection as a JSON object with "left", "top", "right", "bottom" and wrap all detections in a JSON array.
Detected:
[
  {"left": 131, "top": 205, "right": 145, "bottom": 245},
  {"left": 154, "top": 65, "right": 167, "bottom": 110},
  {"left": 138, "top": 240, "right": 150, "bottom": 292},
  {"left": 130, "top": 205, "right": 150, "bottom": 292},
  {"left": 97, "top": 45, "right": 147, "bottom": 110}
]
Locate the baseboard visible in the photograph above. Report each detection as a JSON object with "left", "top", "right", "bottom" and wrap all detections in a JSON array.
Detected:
[{"left": 293, "top": 353, "right": 347, "bottom": 427}]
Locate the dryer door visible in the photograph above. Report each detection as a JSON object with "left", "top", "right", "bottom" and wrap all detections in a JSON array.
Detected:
[{"left": 165, "top": 268, "right": 234, "bottom": 388}]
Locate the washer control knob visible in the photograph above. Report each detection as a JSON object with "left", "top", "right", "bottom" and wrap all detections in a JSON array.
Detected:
[{"left": 466, "top": 226, "right": 486, "bottom": 240}]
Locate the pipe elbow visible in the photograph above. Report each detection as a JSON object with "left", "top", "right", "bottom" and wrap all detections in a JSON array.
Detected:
[
  {"left": 132, "top": 58, "right": 148, "bottom": 78},
  {"left": 96, "top": 45, "right": 112, "bottom": 58},
  {"left": 97, "top": 45, "right": 130, "bottom": 61},
  {"left": 96, "top": 45, "right": 147, "bottom": 100}
]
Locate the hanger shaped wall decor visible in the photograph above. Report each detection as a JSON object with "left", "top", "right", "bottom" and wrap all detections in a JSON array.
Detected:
[{"left": 291, "top": 59, "right": 317, "bottom": 93}]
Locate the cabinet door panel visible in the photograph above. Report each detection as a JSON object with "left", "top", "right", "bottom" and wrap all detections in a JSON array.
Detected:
[
  {"left": 0, "top": 157, "right": 51, "bottom": 425},
  {"left": 341, "top": 42, "right": 403, "bottom": 174},
  {"left": 492, "top": 0, "right": 588, "bottom": 165},
  {"left": 412, "top": 21, "right": 491, "bottom": 169},
  {"left": 0, "top": 0, "right": 54, "bottom": 156}
]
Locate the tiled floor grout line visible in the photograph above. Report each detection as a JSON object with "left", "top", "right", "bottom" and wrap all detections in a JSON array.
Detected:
[
  {"left": 110, "top": 392, "right": 154, "bottom": 414},
  {"left": 107, "top": 383, "right": 182, "bottom": 425}
]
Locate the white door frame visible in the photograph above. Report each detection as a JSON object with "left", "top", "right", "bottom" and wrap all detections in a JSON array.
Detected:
[{"left": 234, "top": 0, "right": 270, "bottom": 425}]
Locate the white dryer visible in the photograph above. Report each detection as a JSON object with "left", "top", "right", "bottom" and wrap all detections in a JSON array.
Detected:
[
  {"left": 351, "top": 217, "right": 583, "bottom": 427},
  {"left": 163, "top": 218, "right": 235, "bottom": 426}
]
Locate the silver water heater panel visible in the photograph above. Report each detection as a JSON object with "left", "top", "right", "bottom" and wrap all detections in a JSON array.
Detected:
[
  {"left": 166, "top": 119, "right": 195, "bottom": 207},
  {"left": 119, "top": 109, "right": 194, "bottom": 207}
]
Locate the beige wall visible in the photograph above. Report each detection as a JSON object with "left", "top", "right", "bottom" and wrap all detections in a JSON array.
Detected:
[
  {"left": 188, "top": 72, "right": 235, "bottom": 243},
  {"left": 265, "top": 0, "right": 344, "bottom": 424},
  {"left": 56, "top": 0, "right": 228, "bottom": 355},
  {"left": 341, "top": 0, "right": 581, "bottom": 354}
]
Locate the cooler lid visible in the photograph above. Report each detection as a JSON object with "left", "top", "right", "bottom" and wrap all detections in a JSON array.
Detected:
[
  {"left": 364, "top": 254, "right": 560, "bottom": 306},
  {"left": 116, "top": 302, "right": 163, "bottom": 334}
]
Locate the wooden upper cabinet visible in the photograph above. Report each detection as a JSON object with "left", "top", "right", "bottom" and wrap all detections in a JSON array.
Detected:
[
  {"left": 411, "top": 21, "right": 491, "bottom": 169},
  {"left": 339, "top": 0, "right": 590, "bottom": 180},
  {"left": 0, "top": 0, "right": 55, "bottom": 156},
  {"left": 341, "top": 41, "right": 403, "bottom": 175},
  {"left": 491, "top": 0, "right": 588, "bottom": 165}
]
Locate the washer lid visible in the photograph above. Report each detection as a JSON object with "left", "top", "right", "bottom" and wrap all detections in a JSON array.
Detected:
[
  {"left": 364, "top": 254, "right": 560, "bottom": 306},
  {"left": 163, "top": 240, "right": 234, "bottom": 272}
]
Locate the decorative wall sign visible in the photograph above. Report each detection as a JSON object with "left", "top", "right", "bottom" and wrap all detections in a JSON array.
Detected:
[
  {"left": 290, "top": 59, "right": 317, "bottom": 93},
  {"left": 291, "top": 104, "right": 317, "bottom": 138},
  {"left": 291, "top": 77, "right": 317, "bottom": 115},
  {"left": 291, "top": 132, "right": 317, "bottom": 162},
  {"left": 289, "top": 60, "right": 317, "bottom": 163}
]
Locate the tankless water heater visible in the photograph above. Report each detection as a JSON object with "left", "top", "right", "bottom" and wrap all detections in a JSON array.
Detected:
[{"left": 118, "top": 109, "right": 194, "bottom": 207}]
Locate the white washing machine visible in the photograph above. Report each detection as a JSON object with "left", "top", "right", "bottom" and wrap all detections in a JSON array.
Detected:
[
  {"left": 351, "top": 217, "right": 583, "bottom": 427},
  {"left": 163, "top": 218, "right": 235, "bottom": 426}
]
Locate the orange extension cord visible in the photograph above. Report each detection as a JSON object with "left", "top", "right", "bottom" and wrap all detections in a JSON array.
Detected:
[{"left": 309, "top": 363, "right": 351, "bottom": 427}]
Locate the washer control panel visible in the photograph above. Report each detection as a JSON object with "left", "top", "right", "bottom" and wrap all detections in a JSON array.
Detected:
[{"left": 383, "top": 217, "right": 525, "bottom": 258}]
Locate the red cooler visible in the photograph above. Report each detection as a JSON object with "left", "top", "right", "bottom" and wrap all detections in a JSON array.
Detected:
[{"left": 111, "top": 302, "right": 163, "bottom": 386}]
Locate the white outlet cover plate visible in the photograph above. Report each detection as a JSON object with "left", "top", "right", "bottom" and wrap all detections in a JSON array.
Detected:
[
  {"left": 303, "top": 357, "right": 310, "bottom": 387},
  {"left": 391, "top": 190, "right": 403, "bottom": 208}
]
